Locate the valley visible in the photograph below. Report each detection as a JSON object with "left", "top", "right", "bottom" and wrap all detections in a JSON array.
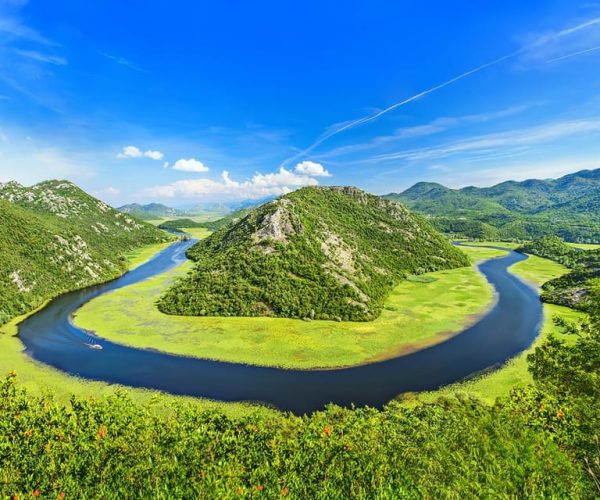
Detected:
[
  {"left": 5, "top": 4, "right": 600, "bottom": 495},
  {"left": 2, "top": 173, "right": 599, "bottom": 495}
]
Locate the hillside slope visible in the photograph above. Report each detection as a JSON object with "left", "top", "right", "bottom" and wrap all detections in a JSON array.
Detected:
[
  {"left": 0, "top": 180, "right": 170, "bottom": 325},
  {"left": 385, "top": 169, "right": 600, "bottom": 242},
  {"left": 118, "top": 202, "right": 180, "bottom": 220},
  {"left": 159, "top": 186, "right": 468, "bottom": 321}
]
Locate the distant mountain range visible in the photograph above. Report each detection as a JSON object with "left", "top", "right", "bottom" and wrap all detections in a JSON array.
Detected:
[
  {"left": 118, "top": 203, "right": 182, "bottom": 220},
  {"left": 158, "top": 186, "right": 468, "bottom": 321},
  {"left": 384, "top": 168, "right": 600, "bottom": 242},
  {"left": 0, "top": 180, "right": 169, "bottom": 326},
  {"left": 118, "top": 198, "right": 272, "bottom": 221}
]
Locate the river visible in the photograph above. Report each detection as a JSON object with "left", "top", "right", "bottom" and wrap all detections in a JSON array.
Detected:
[{"left": 17, "top": 241, "right": 543, "bottom": 414}]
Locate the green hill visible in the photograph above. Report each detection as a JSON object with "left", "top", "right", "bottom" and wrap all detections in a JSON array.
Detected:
[
  {"left": 385, "top": 168, "right": 600, "bottom": 242},
  {"left": 118, "top": 202, "right": 180, "bottom": 220},
  {"left": 158, "top": 208, "right": 253, "bottom": 232},
  {"left": 158, "top": 186, "right": 468, "bottom": 321},
  {"left": 0, "top": 180, "right": 170, "bottom": 325}
]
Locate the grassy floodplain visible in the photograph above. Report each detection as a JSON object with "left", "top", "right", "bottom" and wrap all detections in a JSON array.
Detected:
[
  {"left": 0, "top": 240, "right": 270, "bottom": 417},
  {"left": 418, "top": 241, "right": 584, "bottom": 404},
  {"left": 74, "top": 245, "right": 504, "bottom": 369},
  {"left": 566, "top": 242, "right": 600, "bottom": 250}
]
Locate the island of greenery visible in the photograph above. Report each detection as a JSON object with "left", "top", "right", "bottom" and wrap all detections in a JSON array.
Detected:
[
  {"left": 0, "top": 180, "right": 170, "bottom": 326},
  {"left": 158, "top": 186, "right": 469, "bottom": 321}
]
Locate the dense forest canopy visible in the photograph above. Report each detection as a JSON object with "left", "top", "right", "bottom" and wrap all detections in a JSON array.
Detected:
[{"left": 158, "top": 186, "right": 469, "bottom": 321}]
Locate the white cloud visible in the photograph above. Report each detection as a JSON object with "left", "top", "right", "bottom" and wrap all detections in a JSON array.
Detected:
[
  {"left": 117, "top": 145, "right": 164, "bottom": 160},
  {"left": 144, "top": 167, "right": 321, "bottom": 200},
  {"left": 144, "top": 150, "right": 163, "bottom": 160},
  {"left": 163, "top": 161, "right": 169, "bottom": 168},
  {"left": 117, "top": 145, "right": 142, "bottom": 158},
  {"left": 294, "top": 160, "right": 331, "bottom": 177},
  {"left": 172, "top": 158, "right": 209, "bottom": 173}
]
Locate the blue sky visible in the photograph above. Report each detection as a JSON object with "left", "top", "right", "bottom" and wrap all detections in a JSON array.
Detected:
[{"left": 1, "top": 1, "right": 600, "bottom": 205}]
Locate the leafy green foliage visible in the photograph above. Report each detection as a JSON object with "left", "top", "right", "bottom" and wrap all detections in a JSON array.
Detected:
[
  {"left": 158, "top": 186, "right": 469, "bottom": 321},
  {"left": 504, "top": 293, "right": 600, "bottom": 495},
  {"left": 517, "top": 236, "right": 600, "bottom": 310},
  {"left": 0, "top": 180, "right": 170, "bottom": 326},
  {"left": 385, "top": 169, "right": 600, "bottom": 242},
  {"left": 158, "top": 218, "right": 205, "bottom": 229},
  {"left": 0, "top": 373, "right": 585, "bottom": 498}
]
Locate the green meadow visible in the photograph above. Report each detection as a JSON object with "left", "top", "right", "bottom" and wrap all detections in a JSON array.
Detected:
[
  {"left": 418, "top": 246, "right": 583, "bottom": 404},
  {"left": 73, "top": 245, "right": 505, "bottom": 369},
  {"left": 0, "top": 241, "right": 272, "bottom": 417},
  {"left": 0, "top": 238, "right": 581, "bottom": 415}
]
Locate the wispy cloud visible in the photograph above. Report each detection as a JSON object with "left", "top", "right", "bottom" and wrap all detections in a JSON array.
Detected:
[
  {"left": 13, "top": 48, "right": 67, "bottom": 65},
  {"left": 284, "top": 16, "right": 600, "bottom": 167},
  {"left": 315, "top": 105, "right": 534, "bottom": 160},
  {"left": 0, "top": 17, "right": 57, "bottom": 45},
  {"left": 520, "top": 16, "right": 600, "bottom": 64},
  {"left": 282, "top": 53, "right": 517, "bottom": 167},
  {"left": 100, "top": 52, "right": 146, "bottom": 73},
  {"left": 367, "top": 118, "right": 600, "bottom": 164}
]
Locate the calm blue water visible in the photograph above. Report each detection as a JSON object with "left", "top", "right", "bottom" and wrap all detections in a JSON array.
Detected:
[{"left": 18, "top": 242, "right": 543, "bottom": 414}]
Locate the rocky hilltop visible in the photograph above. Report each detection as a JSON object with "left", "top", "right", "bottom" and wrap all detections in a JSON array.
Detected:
[{"left": 159, "top": 186, "right": 468, "bottom": 321}]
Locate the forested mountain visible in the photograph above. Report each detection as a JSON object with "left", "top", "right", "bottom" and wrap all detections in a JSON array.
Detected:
[
  {"left": 117, "top": 202, "right": 180, "bottom": 220},
  {"left": 384, "top": 168, "right": 600, "bottom": 242},
  {"left": 159, "top": 186, "right": 468, "bottom": 321},
  {"left": 518, "top": 236, "right": 600, "bottom": 310},
  {"left": 159, "top": 208, "right": 254, "bottom": 232},
  {"left": 0, "top": 180, "right": 170, "bottom": 325}
]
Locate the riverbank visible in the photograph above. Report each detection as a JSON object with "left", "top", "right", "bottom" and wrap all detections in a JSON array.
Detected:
[
  {"left": 73, "top": 245, "right": 505, "bottom": 369},
  {"left": 0, "top": 240, "right": 272, "bottom": 418},
  {"left": 416, "top": 242, "right": 584, "bottom": 404}
]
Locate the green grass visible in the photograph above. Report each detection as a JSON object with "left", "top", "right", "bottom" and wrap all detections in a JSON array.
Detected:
[
  {"left": 180, "top": 227, "right": 212, "bottom": 240},
  {"left": 145, "top": 213, "right": 225, "bottom": 226},
  {"left": 0, "top": 240, "right": 272, "bottom": 418},
  {"left": 123, "top": 241, "right": 174, "bottom": 269},
  {"left": 74, "top": 246, "right": 503, "bottom": 369},
  {"left": 566, "top": 242, "right": 600, "bottom": 250},
  {"left": 461, "top": 240, "right": 521, "bottom": 249},
  {"left": 417, "top": 250, "right": 584, "bottom": 404}
]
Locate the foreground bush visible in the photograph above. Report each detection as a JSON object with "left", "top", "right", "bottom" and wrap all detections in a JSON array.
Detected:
[{"left": 0, "top": 373, "right": 586, "bottom": 498}]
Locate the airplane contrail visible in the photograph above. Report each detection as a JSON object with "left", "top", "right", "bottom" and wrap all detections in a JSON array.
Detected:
[
  {"left": 281, "top": 52, "right": 519, "bottom": 167},
  {"left": 547, "top": 44, "right": 600, "bottom": 63},
  {"left": 282, "top": 17, "right": 600, "bottom": 168}
]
